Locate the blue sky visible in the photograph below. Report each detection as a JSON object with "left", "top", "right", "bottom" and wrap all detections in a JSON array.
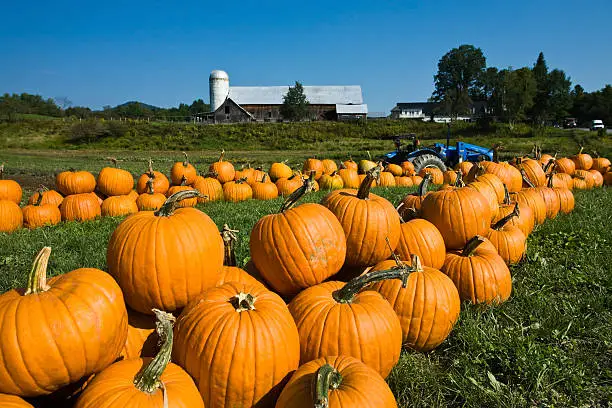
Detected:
[{"left": 1, "top": 0, "right": 611, "bottom": 113}]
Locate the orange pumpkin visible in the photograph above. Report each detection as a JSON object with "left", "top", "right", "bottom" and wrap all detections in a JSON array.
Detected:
[
  {"left": 276, "top": 356, "right": 397, "bottom": 408},
  {"left": 75, "top": 310, "right": 204, "bottom": 408},
  {"left": 343, "top": 157, "right": 359, "bottom": 171},
  {"left": 589, "top": 170, "right": 604, "bottom": 188},
  {"left": 397, "top": 173, "right": 432, "bottom": 217},
  {"left": 534, "top": 183, "right": 561, "bottom": 220},
  {"left": 166, "top": 176, "right": 198, "bottom": 208},
  {"left": 571, "top": 146, "right": 593, "bottom": 170},
  {"left": 499, "top": 162, "right": 524, "bottom": 193},
  {"left": 572, "top": 172, "right": 593, "bottom": 190},
  {"left": 276, "top": 174, "right": 304, "bottom": 196},
  {"left": 394, "top": 175, "right": 414, "bottom": 187},
  {"left": 0, "top": 164, "right": 23, "bottom": 204},
  {"left": 288, "top": 266, "right": 404, "bottom": 377},
  {"left": 466, "top": 180, "right": 499, "bottom": 221},
  {"left": 605, "top": 171, "right": 612, "bottom": 186},
  {"left": 0, "top": 200, "right": 23, "bottom": 233},
  {"left": 234, "top": 165, "right": 256, "bottom": 185},
  {"left": 269, "top": 160, "right": 293, "bottom": 181},
  {"left": 386, "top": 163, "right": 403, "bottom": 177},
  {"left": 551, "top": 172, "right": 573, "bottom": 189},
  {"left": 252, "top": 174, "right": 279, "bottom": 200},
  {"left": 515, "top": 158, "right": 547, "bottom": 187},
  {"left": 421, "top": 187, "right": 492, "bottom": 250},
  {"left": 511, "top": 189, "right": 547, "bottom": 225},
  {"left": 173, "top": 282, "right": 300, "bottom": 407},
  {"left": 193, "top": 172, "right": 224, "bottom": 202},
  {"left": 319, "top": 171, "right": 345, "bottom": 190},
  {"left": 136, "top": 179, "right": 166, "bottom": 211},
  {"left": 251, "top": 176, "right": 346, "bottom": 296},
  {"left": 250, "top": 167, "right": 267, "bottom": 186},
  {"left": 120, "top": 308, "right": 158, "bottom": 360},
  {"left": 395, "top": 217, "right": 446, "bottom": 269},
  {"left": 338, "top": 166, "right": 360, "bottom": 188},
  {"left": 0, "top": 247, "right": 127, "bottom": 397},
  {"left": 303, "top": 158, "right": 325, "bottom": 180},
  {"left": 401, "top": 160, "right": 416, "bottom": 176},
  {"left": 441, "top": 236, "right": 512, "bottom": 304},
  {"left": 591, "top": 156, "right": 611, "bottom": 174},
  {"left": 60, "top": 193, "right": 101, "bottom": 222},
  {"left": 487, "top": 204, "right": 527, "bottom": 265},
  {"left": 56, "top": 170, "right": 96, "bottom": 195},
  {"left": 550, "top": 177, "right": 575, "bottom": 215},
  {"left": 494, "top": 187, "right": 535, "bottom": 237},
  {"left": 0, "top": 394, "right": 33, "bottom": 407},
  {"left": 419, "top": 167, "right": 444, "bottom": 185},
  {"left": 218, "top": 225, "right": 266, "bottom": 288},
  {"left": 107, "top": 190, "right": 224, "bottom": 314},
  {"left": 97, "top": 158, "right": 134, "bottom": 196},
  {"left": 28, "top": 186, "right": 63, "bottom": 207},
  {"left": 22, "top": 190, "right": 61, "bottom": 229},
  {"left": 455, "top": 161, "right": 474, "bottom": 177},
  {"left": 170, "top": 152, "right": 197, "bottom": 185},
  {"left": 357, "top": 173, "right": 377, "bottom": 187},
  {"left": 322, "top": 167, "right": 400, "bottom": 267},
  {"left": 555, "top": 157, "right": 576, "bottom": 175},
  {"left": 135, "top": 159, "right": 170, "bottom": 195},
  {"left": 322, "top": 159, "right": 338, "bottom": 175},
  {"left": 370, "top": 256, "right": 460, "bottom": 351},
  {"left": 101, "top": 195, "right": 138, "bottom": 217},
  {"left": 223, "top": 178, "right": 253, "bottom": 202}
]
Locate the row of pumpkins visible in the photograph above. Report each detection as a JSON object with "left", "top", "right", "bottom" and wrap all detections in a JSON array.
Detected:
[{"left": 0, "top": 148, "right": 610, "bottom": 408}]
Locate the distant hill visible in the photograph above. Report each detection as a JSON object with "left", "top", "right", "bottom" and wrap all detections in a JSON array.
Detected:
[{"left": 115, "top": 101, "right": 162, "bottom": 111}]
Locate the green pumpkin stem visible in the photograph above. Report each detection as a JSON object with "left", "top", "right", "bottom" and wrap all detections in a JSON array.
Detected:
[
  {"left": 356, "top": 165, "right": 381, "bottom": 200},
  {"left": 230, "top": 293, "right": 256, "bottom": 312},
  {"left": 453, "top": 171, "right": 464, "bottom": 187},
  {"left": 332, "top": 264, "right": 413, "bottom": 304},
  {"left": 182, "top": 151, "right": 190, "bottom": 166},
  {"left": 218, "top": 149, "right": 225, "bottom": 163},
  {"left": 502, "top": 183, "right": 511, "bottom": 205},
  {"left": 543, "top": 158, "right": 556, "bottom": 174},
  {"left": 34, "top": 188, "right": 45, "bottom": 206},
  {"left": 546, "top": 172, "right": 555, "bottom": 189},
  {"left": 367, "top": 150, "right": 372, "bottom": 161},
  {"left": 236, "top": 177, "right": 248, "bottom": 184},
  {"left": 221, "top": 224, "right": 239, "bottom": 267},
  {"left": 519, "top": 168, "right": 535, "bottom": 188},
  {"left": 279, "top": 172, "right": 316, "bottom": 212},
  {"left": 314, "top": 364, "right": 343, "bottom": 408},
  {"left": 25, "top": 247, "right": 52, "bottom": 295},
  {"left": 462, "top": 236, "right": 487, "bottom": 257},
  {"left": 155, "top": 190, "right": 203, "bottom": 217},
  {"left": 417, "top": 173, "right": 433, "bottom": 196},
  {"left": 133, "top": 309, "right": 176, "bottom": 394},
  {"left": 493, "top": 203, "right": 520, "bottom": 230}
]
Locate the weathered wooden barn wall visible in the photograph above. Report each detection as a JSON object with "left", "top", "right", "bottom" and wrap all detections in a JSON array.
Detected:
[
  {"left": 213, "top": 99, "right": 253, "bottom": 123},
  {"left": 240, "top": 104, "right": 336, "bottom": 121}
]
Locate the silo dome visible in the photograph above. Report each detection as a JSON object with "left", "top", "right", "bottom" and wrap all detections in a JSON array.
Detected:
[{"left": 209, "top": 70, "right": 230, "bottom": 112}]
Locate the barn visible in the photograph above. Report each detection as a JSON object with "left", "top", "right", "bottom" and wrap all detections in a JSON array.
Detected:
[{"left": 205, "top": 70, "right": 368, "bottom": 123}]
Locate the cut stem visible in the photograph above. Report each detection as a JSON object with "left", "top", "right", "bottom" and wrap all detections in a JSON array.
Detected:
[
  {"left": 182, "top": 151, "right": 189, "bottom": 166},
  {"left": 332, "top": 264, "right": 414, "bottom": 303},
  {"left": 146, "top": 179, "right": 155, "bottom": 194},
  {"left": 314, "top": 364, "right": 343, "bottom": 408},
  {"left": 0, "top": 163, "right": 4, "bottom": 179},
  {"left": 230, "top": 293, "right": 256, "bottom": 312},
  {"left": 461, "top": 236, "right": 487, "bottom": 257},
  {"left": 417, "top": 173, "right": 433, "bottom": 197},
  {"left": 133, "top": 309, "right": 176, "bottom": 394},
  {"left": 492, "top": 203, "right": 520, "bottom": 230},
  {"left": 25, "top": 247, "right": 52, "bottom": 295},
  {"left": 279, "top": 172, "right": 316, "bottom": 212},
  {"left": 356, "top": 165, "right": 381, "bottom": 199},
  {"left": 155, "top": 190, "right": 203, "bottom": 217},
  {"left": 221, "top": 224, "right": 239, "bottom": 267}
]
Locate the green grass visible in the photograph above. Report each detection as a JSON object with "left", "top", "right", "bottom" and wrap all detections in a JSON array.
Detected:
[{"left": 0, "top": 186, "right": 610, "bottom": 407}]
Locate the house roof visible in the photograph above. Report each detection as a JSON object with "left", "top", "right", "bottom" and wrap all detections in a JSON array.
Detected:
[
  {"left": 336, "top": 104, "right": 368, "bottom": 114},
  {"left": 228, "top": 86, "right": 363, "bottom": 105}
]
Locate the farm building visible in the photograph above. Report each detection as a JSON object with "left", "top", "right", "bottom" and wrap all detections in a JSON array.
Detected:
[
  {"left": 390, "top": 101, "right": 490, "bottom": 122},
  {"left": 205, "top": 70, "right": 368, "bottom": 123}
]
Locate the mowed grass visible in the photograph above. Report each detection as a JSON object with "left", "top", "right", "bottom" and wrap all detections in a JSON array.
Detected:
[{"left": 0, "top": 185, "right": 610, "bottom": 407}]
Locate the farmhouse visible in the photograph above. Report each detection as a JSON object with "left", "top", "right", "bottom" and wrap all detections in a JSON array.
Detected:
[
  {"left": 390, "top": 101, "right": 490, "bottom": 122},
  {"left": 206, "top": 70, "right": 368, "bottom": 123}
]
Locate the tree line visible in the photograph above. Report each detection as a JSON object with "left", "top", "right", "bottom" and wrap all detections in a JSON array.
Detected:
[{"left": 432, "top": 45, "right": 611, "bottom": 127}]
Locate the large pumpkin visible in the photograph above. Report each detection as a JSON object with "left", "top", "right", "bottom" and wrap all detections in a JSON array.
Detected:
[
  {"left": 395, "top": 218, "right": 446, "bottom": 270},
  {"left": 171, "top": 152, "right": 198, "bottom": 185},
  {"left": 250, "top": 176, "right": 346, "bottom": 296},
  {"left": 337, "top": 166, "right": 360, "bottom": 189},
  {"left": 136, "top": 159, "right": 170, "bottom": 195},
  {"left": 441, "top": 236, "right": 512, "bottom": 304},
  {"left": 303, "top": 158, "right": 325, "bottom": 180},
  {"left": 269, "top": 160, "right": 293, "bottom": 181},
  {"left": 0, "top": 247, "right": 127, "bottom": 397},
  {"left": 322, "top": 159, "right": 338, "bottom": 175},
  {"left": 173, "top": 282, "right": 300, "bottom": 408},
  {"left": 0, "top": 164, "right": 23, "bottom": 204},
  {"left": 571, "top": 146, "right": 593, "bottom": 170},
  {"left": 420, "top": 187, "right": 492, "bottom": 250},
  {"left": 515, "top": 158, "right": 546, "bottom": 187},
  {"left": 276, "top": 174, "right": 303, "bottom": 196},
  {"left": 59, "top": 193, "right": 101, "bottom": 222},
  {"left": 487, "top": 204, "right": 527, "bottom": 265},
  {"left": 252, "top": 174, "right": 279, "bottom": 200},
  {"left": 101, "top": 195, "right": 139, "bottom": 217},
  {"left": 455, "top": 161, "right": 473, "bottom": 177},
  {"left": 499, "top": 162, "right": 524, "bottom": 193},
  {"left": 511, "top": 189, "right": 547, "bottom": 225},
  {"left": 591, "top": 155, "right": 611, "bottom": 174},
  {"left": 494, "top": 187, "right": 535, "bottom": 237},
  {"left": 555, "top": 157, "right": 576, "bottom": 175},
  {"left": 223, "top": 178, "right": 253, "bottom": 202},
  {"left": 22, "top": 190, "right": 61, "bottom": 229},
  {"left": 276, "top": 356, "right": 397, "bottom": 408},
  {"left": 466, "top": 180, "right": 500, "bottom": 222},
  {"left": 107, "top": 190, "right": 224, "bottom": 314},
  {"left": 28, "top": 186, "right": 63, "bottom": 207},
  {"left": 193, "top": 173, "right": 224, "bottom": 202},
  {"left": 0, "top": 200, "right": 23, "bottom": 233},
  {"left": 75, "top": 310, "right": 204, "bottom": 408},
  {"left": 321, "top": 167, "right": 401, "bottom": 267},
  {"left": 397, "top": 173, "right": 432, "bottom": 217},
  {"left": 56, "top": 170, "right": 96, "bottom": 195},
  {"left": 288, "top": 267, "right": 404, "bottom": 377},
  {"left": 97, "top": 158, "right": 134, "bottom": 196},
  {"left": 370, "top": 256, "right": 460, "bottom": 351},
  {"left": 0, "top": 394, "right": 33, "bottom": 407}
]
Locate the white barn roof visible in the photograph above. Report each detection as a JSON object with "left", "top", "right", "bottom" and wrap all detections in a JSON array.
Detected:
[
  {"left": 228, "top": 86, "right": 363, "bottom": 105},
  {"left": 336, "top": 104, "right": 368, "bottom": 114}
]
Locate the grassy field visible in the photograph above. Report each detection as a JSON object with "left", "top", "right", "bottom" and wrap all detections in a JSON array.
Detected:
[{"left": 0, "top": 185, "right": 610, "bottom": 407}]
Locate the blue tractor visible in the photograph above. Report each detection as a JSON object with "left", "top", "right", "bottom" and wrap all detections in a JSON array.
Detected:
[{"left": 381, "top": 126, "right": 493, "bottom": 173}]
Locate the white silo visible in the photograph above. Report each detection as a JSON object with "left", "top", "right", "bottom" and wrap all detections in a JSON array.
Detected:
[{"left": 209, "top": 70, "right": 229, "bottom": 112}]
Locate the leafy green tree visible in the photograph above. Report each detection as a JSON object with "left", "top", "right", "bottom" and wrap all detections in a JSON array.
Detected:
[
  {"left": 280, "top": 81, "right": 310, "bottom": 121},
  {"left": 497, "top": 67, "right": 537, "bottom": 127},
  {"left": 531, "top": 52, "right": 549, "bottom": 123},
  {"left": 432, "top": 45, "right": 486, "bottom": 118},
  {"left": 547, "top": 69, "right": 572, "bottom": 122}
]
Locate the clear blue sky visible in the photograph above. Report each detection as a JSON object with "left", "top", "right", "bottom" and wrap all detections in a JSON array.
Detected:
[{"left": 1, "top": 0, "right": 611, "bottom": 114}]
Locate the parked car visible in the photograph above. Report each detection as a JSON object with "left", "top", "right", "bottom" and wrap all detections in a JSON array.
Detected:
[
  {"left": 590, "top": 120, "right": 605, "bottom": 131},
  {"left": 563, "top": 118, "right": 577, "bottom": 128}
]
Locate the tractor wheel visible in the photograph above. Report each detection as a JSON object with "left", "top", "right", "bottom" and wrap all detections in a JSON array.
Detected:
[{"left": 410, "top": 154, "right": 447, "bottom": 174}]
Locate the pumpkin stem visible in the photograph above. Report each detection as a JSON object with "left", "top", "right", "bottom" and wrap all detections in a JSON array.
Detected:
[
  {"left": 366, "top": 150, "right": 372, "bottom": 161},
  {"left": 230, "top": 292, "right": 256, "bottom": 312},
  {"left": 207, "top": 170, "right": 219, "bottom": 179},
  {"left": 179, "top": 175, "right": 188, "bottom": 186},
  {"left": 398, "top": 205, "right": 418, "bottom": 222},
  {"left": 543, "top": 158, "right": 556, "bottom": 174},
  {"left": 147, "top": 158, "right": 155, "bottom": 177},
  {"left": 34, "top": 188, "right": 45, "bottom": 206},
  {"left": 453, "top": 171, "right": 464, "bottom": 187},
  {"left": 146, "top": 178, "right": 155, "bottom": 194},
  {"left": 519, "top": 168, "right": 535, "bottom": 188},
  {"left": 155, "top": 190, "right": 203, "bottom": 217},
  {"left": 314, "top": 364, "right": 343, "bottom": 408},
  {"left": 107, "top": 157, "right": 119, "bottom": 168},
  {"left": 133, "top": 309, "right": 176, "bottom": 394},
  {"left": 25, "top": 247, "right": 52, "bottom": 295},
  {"left": 502, "top": 183, "right": 511, "bottom": 205},
  {"left": 461, "top": 236, "right": 487, "bottom": 257},
  {"left": 332, "top": 264, "right": 414, "bottom": 304},
  {"left": 417, "top": 173, "right": 433, "bottom": 197},
  {"left": 218, "top": 149, "right": 225, "bottom": 163},
  {"left": 261, "top": 173, "right": 268, "bottom": 183},
  {"left": 182, "top": 151, "right": 189, "bottom": 166},
  {"left": 356, "top": 165, "right": 381, "bottom": 200},
  {"left": 410, "top": 254, "right": 424, "bottom": 272},
  {"left": 236, "top": 177, "right": 248, "bottom": 184},
  {"left": 279, "top": 172, "right": 316, "bottom": 213},
  {"left": 221, "top": 224, "right": 239, "bottom": 267},
  {"left": 0, "top": 163, "right": 4, "bottom": 180},
  {"left": 577, "top": 146, "right": 584, "bottom": 155},
  {"left": 493, "top": 203, "right": 520, "bottom": 230}
]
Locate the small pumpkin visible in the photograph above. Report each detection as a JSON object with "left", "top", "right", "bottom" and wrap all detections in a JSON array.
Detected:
[
  {"left": 378, "top": 171, "right": 396, "bottom": 187},
  {"left": 0, "top": 164, "right": 23, "bottom": 204},
  {"left": 454, "top": 161, "right": 473, "bottom": 177},
  {"left": 386, "top": 163, "right": 403, "bottom": 177},
  {"left": 303, "top": 158, "right": 325, "bottom": 180},
  {"left": 234, "top": 165, "right": 256, "bottom": 185},
  {"left": 97, "top": 158, "right": 134, "bottom": 196},
  {"left": 555, "top": 157, "right": 576, "bottom": 175},
  {"left": 28, "top": 185, "right": 63, "bottom": 207},
  {"left": 60, "top": 193, "right": 101, "bottom": 222},
  {"left": 251, "top": 176, "right": 346, "bottom": 296},
  {"left": 400, "top": 160, "right": 416, "bottom": 176},
  {"left": 107, "top": 190, "right": 224, "bottom": 314},
  {"left": 591, "top": 154, "right": 611, "bottom": 174},
  {"left": 75, "top": 310, "right": 204, "bottom": 408},
  {"left": 276, "top": 356, "right": 397, "bottom": 408},
  {"left": 223, "top": 178, "right": 253, "bottom": 202},
  {"left": 397, "top": 173, "right": 433, "bottom": 217},
  {"left": 571, "top": 146, "right": 593, "bottom": 170},
  {"left": 342, "top": 156, "right": 359, "bottom": 171},
  {"left": 511, "top": 189, "right": 547, "bottom": 225},
  {"left": 419, "top": 167, "right": 444, "bottom": 185},
  {"left": 319, "top": 171, "right": 344, "bottom": 190},
  {"left": 494, "top": 185, "right": 535, "bottom": 237},
  {"left": 22, "top": 188, "right": 61, "bottom": 229},
  {"left": 515, "top": 157, "right": 547, "bottom": 187},
  {"left": 395, "top": 217, "right": 446, "bottom": 270},
  {"left": 252, "top": 174, "right": 279, "bottom": 200},
  {"left": 441, "top": 236, "right": 512, "bottom": 304},
  {"left": 589, "top": 169, "right": 604, "bottom": 188},
  {"left": 56, "top": 169, "right": 96, "bottom": 195},
  {"left": 549, "top": 175, "right": 575, "bottom": 215},
  {"left": 218, "top": 224, "right": 266, "bottom": 288},
  {"left": 166, "top": 176, "right": 198, "bottom": 207},
  {"left": 101, "top": 195, "right": 139, "bottom": 217},
  {"left": 322, "top": 159, "right": 339, "bottom": 175},
  {"left": 394, "top": 175, "right": 414, "bottom": 187},
  {"left": 120, "top": 308, "right": 158, "bottom": 360},
  {"left": 193, "top": 172, "right": 224, "bottom": 202},
  {"left": 269, "top": 160, "right": 293, "bottom": 181},
  {"left": 486, "top": 203, "right": 527, "bottom": 265},
  {"left": 171, "top": 152, "right": 197, "bottom": 185},
  {"left": 499, "top": 162, "right": 524, "bottom": 192},
  {"left": 337, "top": 165, "right": 360, "bottom": 188},
  {"left": 136, "top": 179, "right": 166, "bottom": 211},
  {"left": 0, "top": 199, "right": 23, "bottom": 233},
  {"left": 534, "top": 177, "right": 561, "bottom": 219},
  {"left": 358, "top": 156, "right": 377, "bottom": 174},
  {"left": 572, "top": 173, "right": 593, "bottom": 190},
  {"left": 605, "top": 171, "right": 612, "bottom": 186},
  {"left": 135, "top": 159, "right": 170, "bottom": 195},
  {"left": 0, "top": 247, "right": 128, "bottom": 397},
  {"left": 289, "top": 266, "right": 404, "bottom": 377},
  {"left": 173, "top": 282, "right": 300, "bottom": 408},
  {"left": 276, "top": 173, "right": 304, "bottom": 196}
]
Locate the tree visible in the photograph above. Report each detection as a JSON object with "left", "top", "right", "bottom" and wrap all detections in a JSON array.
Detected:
[
  {"left": 531, "top": 52, "right": 549, "bottom": 123},
  {"left": 432, "top": 45, "right": 486, "bottom": 118},
  {"left": 547, "top": 69, "right": 572, "bottom": 122},
  {"left": 497, "top": 67, "right": 536, "bottom": 127},
  {"left": 280, "top": 81, "right": 310, "bottom": 121},
  {"left": 54, "top": 96, "right": 72, "bottom": 111}
]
